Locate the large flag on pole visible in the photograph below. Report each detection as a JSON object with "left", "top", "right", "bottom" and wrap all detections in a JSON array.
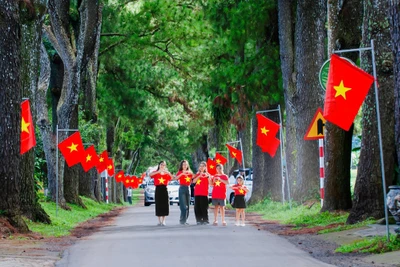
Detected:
[
  {"left": 226, "top": 144, "right": 242, "bottom": 165},
  {"left": 215, "top": 152, "right": 227, "bottom": 165},
  {"left": 96, "top": 150, "right": 108, "bottom": 173},
  {"left": 256, "top": 113, "right": 281, "bottom": 157},
  {"left": 115, "top": 170, "right": 125, "bottom": 183},
  {"left": 323, "top": 54, "right": 374, "bottom": 131},
  {"left": 58, "top": 131, "right": 85, "bottom": 167},
  {"left": 81, "top": 145, "right": 99, "bottom": 172},
  {"left": 20, "top": 100, "right": 36, "bottom": 154}
]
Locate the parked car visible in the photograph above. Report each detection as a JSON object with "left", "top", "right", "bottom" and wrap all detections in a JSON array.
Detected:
[
  {"left": 226, "top": 168, "right": 253, "bottom": 205},
  {"left": 144, "top": 180, "right": 180, "bottom": 206}
]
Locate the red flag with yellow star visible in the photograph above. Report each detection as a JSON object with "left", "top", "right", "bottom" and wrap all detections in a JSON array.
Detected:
[
  {"left": 207, "top": 158, "right": 217, "bottom": 176},
  {"left": 58, "top": 131, "right": 84, "bottom": 167},
  {"left": 96, "top": 150, "right": 108, "bottom": 173},
  {"left": 323, "top": 54, "right": 374, "bottom": 131},
  {"left": 106, "top": 158, "right": 115, "bottom": 176},
  {"left": 226, "top": 144, "right": 242, "bottom": 165},
  {"left": 256, "top": 113, "right": 280, "bottom": 147},
  {"left": 115, "top": 170, "right": 125, "bottom": 182},
  {"left": 215, "top": 152, "right": 227, "bottom": 165},
  {"left": 20, "top": 100, "right": 36, "bottom": 154},
  {"left": 81, "top": 145, "right": 99, "bottom": 172},
  {"left": 260, "top": 137, "right": 281, "bottom": 157}
]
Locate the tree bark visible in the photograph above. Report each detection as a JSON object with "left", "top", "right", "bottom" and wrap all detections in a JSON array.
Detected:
[
  {"left": 19, "top": 0, "right": 51, "bottom": 223},
  {"left": 278, "top": 0, "right": 296, "bottom": 203},
  {"left": 348, "top": 0, "right": 395, "bottom": 223},
  {"left": 322, "top": 0, "right": 363, "bottom": 212},
  {"left": 389, "top": 0, "right": 400, "bottom": 185},
  {"left": 0, "top": 1, "right": 29, "bottom": 232}
]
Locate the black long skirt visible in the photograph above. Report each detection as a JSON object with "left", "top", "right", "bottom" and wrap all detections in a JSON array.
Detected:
[{"left": 155, "top": 185, "right": 169, "bottom": 216}]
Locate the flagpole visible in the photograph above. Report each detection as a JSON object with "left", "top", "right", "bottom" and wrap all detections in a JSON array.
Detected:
[
  {"left": 256, "top": 107, "right": 292, "bottom": 208},
  {"left": 333, "top": 39, "right": 390, "bottom": 241},
  {"left": 56, "top": 126, "right": 79, "bottom": 216}
]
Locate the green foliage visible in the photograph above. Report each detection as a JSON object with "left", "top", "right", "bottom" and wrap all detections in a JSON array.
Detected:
[
  {"left": 26, "top": 197, "right": 119, "bottom": 237},
  {"left": 336, "top": 234, "right": 400, "bottom": 254}
]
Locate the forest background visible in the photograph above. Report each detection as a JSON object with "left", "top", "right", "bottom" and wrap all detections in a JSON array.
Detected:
[{"left": 0, "top": 0, "right": 400, "bottom": 233}]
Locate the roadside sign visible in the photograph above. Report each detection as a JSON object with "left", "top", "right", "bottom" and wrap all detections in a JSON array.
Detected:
[
  {"left": 319, "top": 57, "right": 356, "bottom": 91},
  {"left": 304, "top": 108, "right": 326, "bottom": 140}
]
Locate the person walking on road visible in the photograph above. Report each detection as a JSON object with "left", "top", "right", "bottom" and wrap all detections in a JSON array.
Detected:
[
  {"left": 175, "top": 160, "right": 193, "bottom": 225},
  {"left": 231, "top": 175, "right": 249, "bottom": 226},
  {"left": 211, "top": 164, "right": 229, "bottom": 226},
  {"left": 150, "top": 161, "right": 173, "bottom": 226},
  {"left": 192, "top": 161, "right": 211, "bottom": 225},
  {"left": 127, "top": 187, "right": 133, "bottom": 205}
]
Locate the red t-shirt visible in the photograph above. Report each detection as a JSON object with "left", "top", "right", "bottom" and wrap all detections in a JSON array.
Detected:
[
  {"left": 194, "top": 173, "right": 209, "bottom": 196},
  {"left": 176, "top": 171, "right": 193, "bottom": 186},
  {"left": 232, "top": 185, "right": 247, "bottom": 196},
  {"left": 211, "top": 174, "right": 228, "bottom": 199},
  {"left": 152, "top": 173, "right": 171, "bottom": 186}
]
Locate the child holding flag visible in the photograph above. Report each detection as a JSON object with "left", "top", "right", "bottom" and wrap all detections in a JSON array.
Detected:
[{"left": 231, "top": 176, "right": 249, "bottom": 226}]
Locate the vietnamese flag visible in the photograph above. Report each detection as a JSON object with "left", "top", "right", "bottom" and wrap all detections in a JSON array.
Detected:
[
  {"left": 215, "top": 152, "right": 227, "bottom": 165},
  {"left": 323, "top": 54, "right": 374, "bottom": 131},
  {"left": 81, "top": 145, "right": 99, "bottom": 172},
  {"left": 20, "top": 100, "right": 36, "bottom": 154},
  {"left": 256, "top": 113, "right": 280, "bottom": 147},
  {"left": 207, "top": 158, "right": 217, "bottom": 176},
  {"left": 226, "top": 144, "right": 243, "bottom": 165},
  {"left": 115, "top": 170, "right": 125, "bottom": 182},
  {"left": 106, "top": 158, "right": 115, "bottom": 176},
  {"left": 58, "top": 131, "right": 85, "bottom": 167},
  {"left": 131, "top": 175, "right": 139, "bottom": 189},
  {"left": 96, "top": 150, "right": 108, "bottom": 173},
  {"left": 123, "top": 176, "right": 132, "bottom": 187},
  {"left": 260, "top": 137, "right": 281, "bottom": 158}
]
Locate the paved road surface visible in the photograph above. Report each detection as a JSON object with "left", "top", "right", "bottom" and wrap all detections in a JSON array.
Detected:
[{"left": 57, "top": 203, "right": 334, "bottom": 267}]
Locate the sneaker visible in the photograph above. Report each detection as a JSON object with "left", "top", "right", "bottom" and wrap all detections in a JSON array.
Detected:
[
  {"left": 162, "top": 222, "right": 166, "bottom": 226},
  {"left": 235, "top": 221, "right": 240, "bottom": 226},
  {"left": 157, "top": 223, "right": 162, "bottom": 226},
  {"left": 184, "top": 222, "right": 190, "bottom": 225},
  {"left": 241, "top": 223, "right": 245, "bottom": 227},
  {"left": 197, "top": 222, "right": 202, "bottom": 225}
]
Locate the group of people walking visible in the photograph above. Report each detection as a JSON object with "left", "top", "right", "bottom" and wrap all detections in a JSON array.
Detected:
[{"left": 149, "top": 160, "right": 249, "bottom": 226}]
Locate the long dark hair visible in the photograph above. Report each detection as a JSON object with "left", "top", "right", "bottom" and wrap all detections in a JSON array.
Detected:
[
  {"left": 156, "top": 161, "right": 166, "bottom": 171},
  {"left": 179, "top": 160, "right": 191, "bottom": 172},
  {"left": 199, "top": 161, "right": 207, "bottom": 173}
]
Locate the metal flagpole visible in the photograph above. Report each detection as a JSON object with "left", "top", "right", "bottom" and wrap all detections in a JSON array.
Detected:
[
  {"left": 256, "top": 107, "right": 291, "bottom": 208},
  {"left": 56, "top": 126, "right": 79, "bottom": 216},
  {"left": 333, "top": 39, "right": 390, "bottom": 241}
]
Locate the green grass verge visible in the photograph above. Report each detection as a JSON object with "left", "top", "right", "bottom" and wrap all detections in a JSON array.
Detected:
[
  {"left": 336, "top": 234, "right": 400, "bottom": 253},
  {"left": 25, "top": 192, "right": 140, "bottom": 237}
]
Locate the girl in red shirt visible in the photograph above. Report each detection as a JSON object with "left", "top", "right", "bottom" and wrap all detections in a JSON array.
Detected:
[
  {"left": 150, "top": 161, "right": 173, "bottom": 226},
  {"left": 231, "top": 175, "right": 249, "bottom": 226},
  {"left": 175, "top": 160, "right": 193, "bottom": 225},
  {"left": 192, "top": 161, "right": 211, "bottom": 225},
  {"left": 211, "top": 164, "right": 229, "bottom": 226}
]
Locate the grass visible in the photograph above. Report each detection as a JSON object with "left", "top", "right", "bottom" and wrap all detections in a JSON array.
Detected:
[
  {"left": 336, "top": 234, "right": 400, "bottom": 254},
  {"left": 26, "top": 190, "right": 140, "bottom": 237}
]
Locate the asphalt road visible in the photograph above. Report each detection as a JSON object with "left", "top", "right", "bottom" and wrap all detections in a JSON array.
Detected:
[{"left": 56, "top": 202, "right": 334, "bottom": 267}]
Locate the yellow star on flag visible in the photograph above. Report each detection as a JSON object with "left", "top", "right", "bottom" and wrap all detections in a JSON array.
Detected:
[
  {"left": 232, "top": 152, "right": 237, "bottom": 157},
  {"left": 216, "top": 159, "right": 221, "bottom": 164},
  {"left": 196, "top": 179, "right": 201, "bottom": 185},
  {"left": 333, "top": 80, "right": 351, "bottom": 99},
  {"left": 86, "top": 154, "right": 92, "bottom": 162},
  {"left": 125, "top": 179, "right": 129, "bottom": 183},
  {"left": 261, "top": 126, "right": 269, "bottom": 136},
  {"left": 99, "top": 157, "right": 104, "bottom": 162},
  {"left": 107, "top": 164, "right": 112, "bottom": 170},
  {"left": 21, "top": 117, "right": 30, "bottom": 133},
  {"left": 210, "top": 165, "right": 214, "bottom": 169},
  {"left": 185, "top": 177, "right": 191, "bottom": 183},
  {"left": 118, "top": 174, "right": 122, "bottom": 178},
  {"left": 215, "top": 180, "right": 221, "bottom": 186},
  {"left": 67, "top": 143, "right": 78, "bottom": 153},
  {"left": 158, "top": 177, "right": 165, "bottom": 184},
  {"left": 239, "top": 189, "right": 244, "bottom": 194}
]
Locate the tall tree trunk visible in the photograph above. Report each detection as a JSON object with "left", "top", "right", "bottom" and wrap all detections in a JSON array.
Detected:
[
  {"left": 19, "top": 0, "right": 51, "bottom": 223},
  {"left": 278, "top": 0, "right": 296, "bottom": 203},
  {"left": 322, "top": 0, "right": 363, "bottom": 212},
  {"left": 389, "top": 1, "right": 400, "bottom": 185},
  {"left": 348, "top": 0, "right": 395, "bottom": 223},
  {"left": 0, "top": 1, "right": 29, "bottom": 232}
]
